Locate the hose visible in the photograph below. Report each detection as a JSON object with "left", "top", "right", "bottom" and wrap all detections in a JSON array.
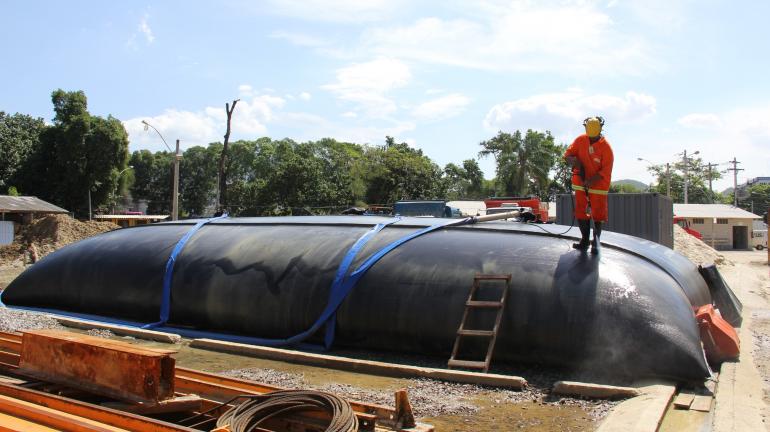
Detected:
[{"left": 180, "top": 390, "right": 358, "bottom": 432}]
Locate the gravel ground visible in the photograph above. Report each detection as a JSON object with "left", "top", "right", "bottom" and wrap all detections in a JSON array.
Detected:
[
  {"left": 222, "top": 367, "right": 617, "bottom": 419},
  {"left": 0, "top": 306, "right": 64, "bottom": 333}
]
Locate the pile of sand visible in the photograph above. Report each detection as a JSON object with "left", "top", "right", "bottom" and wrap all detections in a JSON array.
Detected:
[
  {"left": 673, "top": 224, "right": 732, "bottom": 266},
  {"left": 0, "top": 214, "right": 118, "bottom": 265}
]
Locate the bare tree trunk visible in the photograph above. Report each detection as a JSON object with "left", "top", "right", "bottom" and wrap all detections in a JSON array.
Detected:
[{"left": 217, "top": 99, "right": 239, "bottom": 211}]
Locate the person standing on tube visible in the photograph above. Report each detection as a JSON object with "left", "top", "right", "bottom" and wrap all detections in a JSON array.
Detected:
[{"left": 564, "top": 116, "right": 614, "bottom": 253}]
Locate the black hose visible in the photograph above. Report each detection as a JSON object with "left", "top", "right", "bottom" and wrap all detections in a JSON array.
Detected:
[{"left": 196, "top": 390, "right": 358, "bottom": 432}]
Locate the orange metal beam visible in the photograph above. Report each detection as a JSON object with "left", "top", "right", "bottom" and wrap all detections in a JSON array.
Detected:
[
  {"left": 0, "top": 394, "right": 121, "bottom": 432},
  {"left": 0, "top": 382, "right": 195, "bottom": 432}
]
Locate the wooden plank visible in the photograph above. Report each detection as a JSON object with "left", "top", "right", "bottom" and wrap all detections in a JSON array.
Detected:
[
  {"left": 673, "top": 393, "right": 695, "bottom": 409},
  {"left": 465, "top": 301, "right": 502, "bottom": 308},
  {"left": 457, "top": 329, "right": 494, "bottom": 337},
  {"left": 56, "top": 317, "right": 181, "bottom": 344},
  {"left": 474, "top": 274, "right": 511, "bottom": 280},
  {"left": 447, "top": 359, "right": 487, "bottom": 369},
  {"left": 690, "top": 395, "right": 713, "bottom": 412},
  {"left": 552, "top": 381, "right": 641, "bottom": 400},
  {"left": 596, "top": 383, "right": 676, "bottom": 432},
  {"left": 190, "top": 338, "right": 527, "bottom": 389}
]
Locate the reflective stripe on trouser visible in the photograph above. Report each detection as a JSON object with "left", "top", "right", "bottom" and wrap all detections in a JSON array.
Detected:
[
  {"left": 573, "top": 189, "right": 608, "bottom": 221},
  {"left": 571, "top": 183, "right": 609, "bottom": 195}
]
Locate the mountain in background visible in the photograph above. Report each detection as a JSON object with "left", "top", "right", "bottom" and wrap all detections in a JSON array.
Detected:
[{"left": 611, "top": 179, "right": 649, "bottom": 191}]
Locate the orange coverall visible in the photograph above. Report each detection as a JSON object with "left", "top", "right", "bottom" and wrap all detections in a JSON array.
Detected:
[{"left": 564, "top": 134, "right": 614, "bottom": 222}]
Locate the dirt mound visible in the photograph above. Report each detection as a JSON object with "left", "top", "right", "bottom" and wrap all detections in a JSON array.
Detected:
[
  {"left": 0, "top": 214, "right": 118, "bottom": 265},
  {"left": 673, "top": 224, "right": 732, "bottom": 266}
]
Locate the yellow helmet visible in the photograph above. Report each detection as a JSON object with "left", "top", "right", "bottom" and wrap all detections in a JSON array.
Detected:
[{"left": 583, "top": 116, "right": 605, "bottom": 138}]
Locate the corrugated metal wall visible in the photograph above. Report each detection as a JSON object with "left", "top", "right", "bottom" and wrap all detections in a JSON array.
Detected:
[
  {"left": 556, "top": 193, "right": 673, "bottom": 248},
  {"left": 0, "top": 221, "right": 14, "bottom": 245}
]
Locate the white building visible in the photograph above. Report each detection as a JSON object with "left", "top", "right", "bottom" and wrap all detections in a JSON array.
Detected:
[{"left": 674, "top": 204, "right": 762, "bottom": 250}]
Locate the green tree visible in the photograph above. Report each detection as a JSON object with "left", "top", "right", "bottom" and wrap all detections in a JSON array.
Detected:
[
  {"left": 16, "top": 90, "right": 129, "bottom": 216},
  {"left": 441, "top": 159, "right": 485, "bottom": 200},
  {"left": 180, "top": 145, "right": 219, "bottom": 216},
  {"left": 0, "top": 112, "right": 45, "bottom": 190},
  {"left": 479, "top": 130, "right": 559, "bottom": 197},
  {"left": 129, "top": 150, "right": 173, "bottom": 214},
  {"left": 739, "top": 183, "right": 770, "bottom": 217},
  {"left": 363, "top": 137, "right": 443, "bottom": 204},
  {"left": 647, "top": 157, "right": 720, "bottom": 203}
]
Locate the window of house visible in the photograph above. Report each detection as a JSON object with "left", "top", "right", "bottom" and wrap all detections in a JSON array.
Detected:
[
  {"left": 716, "top": 218, "right": 728, "bottom": 224},
  {"left": 693, "top": 218, "right": 705, "bottom": 224}
]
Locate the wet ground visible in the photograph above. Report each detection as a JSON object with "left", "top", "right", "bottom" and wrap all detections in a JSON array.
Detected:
[{"left": 126, "top": 337, "right": 613, "bottom": 431}]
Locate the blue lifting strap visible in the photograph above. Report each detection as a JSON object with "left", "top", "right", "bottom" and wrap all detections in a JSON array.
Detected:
[
  {"left": 142, "top": 214, "right": 229, "bottom": 329},
  {"left": 247, "top": 216, "right": 476, "bottom": 349},
  {"left": 232, "top": 218, "right": 401, "bottom": 348}
]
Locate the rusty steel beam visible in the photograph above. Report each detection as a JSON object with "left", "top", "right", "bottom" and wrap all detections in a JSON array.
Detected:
[
  {"left": 174, "top": 367, "right": 426, "bottom": 431},
  {"left": 19, "top": 330, "right": 175, "bottom": 404},
  {"left": 0, "top": 381, "right": 195, "bottom": 432}
]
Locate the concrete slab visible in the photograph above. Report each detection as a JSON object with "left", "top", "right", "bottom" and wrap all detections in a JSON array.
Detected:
[
  {"left": 712, "top": 252, "right": 768, "bottom": 431},
  {"left": 595, "top": 384, "right": 676, "bottom": 432}
]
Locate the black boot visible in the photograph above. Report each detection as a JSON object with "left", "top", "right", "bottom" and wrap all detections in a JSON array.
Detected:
[
  {"left": 573, "top": 219, "right": 591, "bottom": 251},
  {"left": 591, "top": 222, "right": 603, "bottom": 254}
]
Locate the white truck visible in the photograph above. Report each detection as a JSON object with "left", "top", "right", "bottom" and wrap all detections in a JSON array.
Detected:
[{"left": 753, "top": 221, "right": 768, "bottom": 250}]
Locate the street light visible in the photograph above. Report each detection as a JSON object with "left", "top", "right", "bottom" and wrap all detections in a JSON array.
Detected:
[
  {"left": 141, "top": 120, "right": 181, "bottom": 221},
  {"left": 679, "top": 150, "right": 699, "bottom": 204},
  {"left": 637, "top": 157, "right": 671, "bottom": 198}
]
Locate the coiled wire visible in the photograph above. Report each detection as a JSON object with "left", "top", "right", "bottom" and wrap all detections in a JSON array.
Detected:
[{"left": 205, "top": 390, "right": 358, "bottom": 432}]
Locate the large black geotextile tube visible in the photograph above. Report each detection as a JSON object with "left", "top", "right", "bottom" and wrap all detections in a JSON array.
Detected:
[{"left": 2, "top": 216, "right": 712, "bottom": 380}]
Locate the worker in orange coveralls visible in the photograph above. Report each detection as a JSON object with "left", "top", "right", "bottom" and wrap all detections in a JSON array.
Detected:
[{"left": 564, "top": 116, "right": 614, "bottom": 253}]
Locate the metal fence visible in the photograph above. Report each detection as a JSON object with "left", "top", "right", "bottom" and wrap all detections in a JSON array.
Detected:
[
  {"left": 0, "top": 221, "right": 14, "bottom": 245},
  {"left": 556, "top": 193, "right": 674, "bottom": 248}
]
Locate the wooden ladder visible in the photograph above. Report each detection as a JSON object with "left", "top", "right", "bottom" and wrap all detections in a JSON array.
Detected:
[{"left": 447, "top": 273, "right": 511, "bottom": 373}]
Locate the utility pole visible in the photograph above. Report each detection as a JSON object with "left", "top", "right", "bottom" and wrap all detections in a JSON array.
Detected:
[
  {"left": 172, "top": 139, "right": 180, "bottom": 221},
  {"left": 681, "top": 149, "right": 699, "bottom": 204},
  {"left": 665, "top": 163, "right": 671, "bottom": 198},
  {"left": 727, "top": 157, "right": 743, "bottom": 207}
]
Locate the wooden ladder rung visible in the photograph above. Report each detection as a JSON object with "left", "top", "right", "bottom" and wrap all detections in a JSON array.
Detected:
[
  {"left": 457, "top": 329, "right": 495, "bottom": 337},
  {"left": 474, "top": 274, "right": 512, "bottom": 281},
  {"left": 447, "top": 359, "right": 488, "bottom": 369},
  {"left": 466, "top": 301, "right": 503, "bottom": 308}
]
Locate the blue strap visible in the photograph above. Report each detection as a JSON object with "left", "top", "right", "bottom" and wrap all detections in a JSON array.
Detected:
[
  {"left": 321, "top": 217, "right": 472, "bottom": 348},
  {"left": 234, "top": 218, "right": 401, "bottom": 347},
  {"left": 142, "top": 214, "right": 229, "bottom": 329},
  {"left": 246, "top": 216, "right": 475, "bottom": 349}
]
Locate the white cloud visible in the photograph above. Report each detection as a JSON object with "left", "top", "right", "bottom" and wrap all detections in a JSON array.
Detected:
[
  {"left": 341, "top": 111, "right": 357, "bottom": 118},
  {"left": 139, "top": 14, "right": 154, "bottom": 43},
  {"left": 322, "top": 58, "right": 411, "bottom": 118},
  {"left": 264, "top": 0, "right": 406, "bottom": 23},
  {"left": 124, "top": 90, "right": 285, "bottom": 151},
  {"left": 359, "top": 3, "right": 656, "bottom": 75},
  {"left": 411, "top": 93, "right": 470, "bottom": 121},
  {"left": 299, "top": 92, "right": 312, "bottom": 101},
  {"left": 484, "top": 89, "right": 657, "bottom": 138},
  {"left": 269, "top": 31, "right": 329, "bottom": 47},
  {"left": 678, "top": 113, "right": 722, "bottom": 129}
]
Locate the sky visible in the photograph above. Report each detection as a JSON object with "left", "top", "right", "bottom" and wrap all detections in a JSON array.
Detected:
[{"left": 2, "top": 0, "right": 769, "bottom": 192}]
